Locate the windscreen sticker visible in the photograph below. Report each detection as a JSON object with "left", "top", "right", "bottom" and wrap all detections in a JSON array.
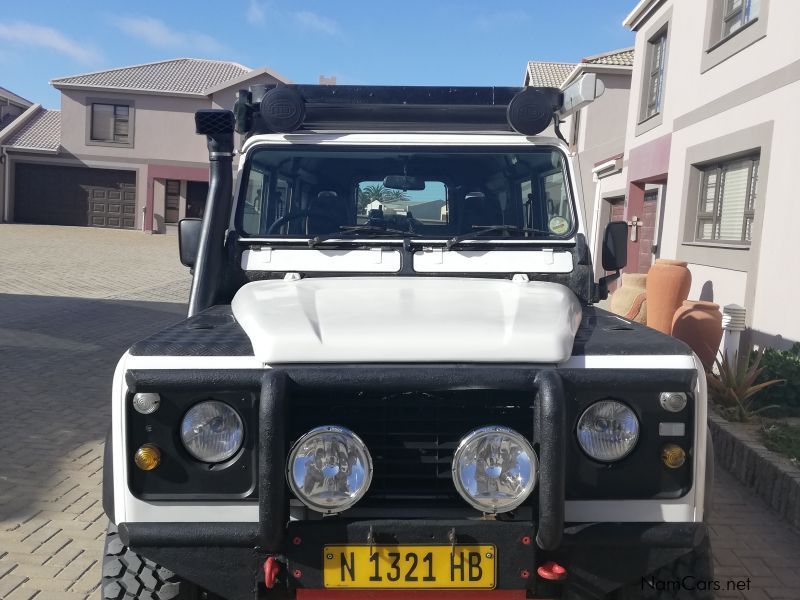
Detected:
[{"left": 548, "top": 216, "right": 569, "bottom": 235}]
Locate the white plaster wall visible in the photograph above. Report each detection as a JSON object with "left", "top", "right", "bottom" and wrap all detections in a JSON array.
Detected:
[
  {"left": 746, "top": 84, "right": 800, "bottom": 342},
  {"left": 686, "top": 263, "right": 748, "bottom": 307},
  {"left": 625, "top": 1, "right": 800, "bottom": 151},
  {"left": 656, "top": 79, "right": 800, "bottom": 342}
]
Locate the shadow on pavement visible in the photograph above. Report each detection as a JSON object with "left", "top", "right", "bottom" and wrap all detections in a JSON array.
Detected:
[{"left": 0, "top": 293, "right": 187, "bottom": 522}]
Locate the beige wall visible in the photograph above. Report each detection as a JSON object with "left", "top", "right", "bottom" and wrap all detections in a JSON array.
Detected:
[
  {"left": 572, "top": 70, "right": 632, "bottom": 251},
  {"left": 625, "top": 0, "right": 800, "bottom": 345},
  {"left": 60, "top": 89, "right": 211, "bottom": 165}
]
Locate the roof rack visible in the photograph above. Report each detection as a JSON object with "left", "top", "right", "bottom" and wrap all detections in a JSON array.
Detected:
[
  {"left": 233, "top": 84, "right": 564, "bottom": 136},
  {"left": 195, "top": 77, "right": 605, "bottom": 139}
]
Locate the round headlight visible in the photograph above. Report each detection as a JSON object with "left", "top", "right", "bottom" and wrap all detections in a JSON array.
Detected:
[
  {"left": 287, "top": 426, "right": 373, "bottom": 514},
  {"left": 180, "top": 401, "right": 244, "bottom": 463},
  {"left": 577, "top": 400, "right": 639, "bottom": 462},
  {"left": 452, "top": 426, "right": 537, "bottom": 514}
]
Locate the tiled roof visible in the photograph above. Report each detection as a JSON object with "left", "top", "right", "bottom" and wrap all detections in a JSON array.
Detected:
[
  {"left": 525, "top": 61, "right": 577, "bottom": 88},
  {"left": 0, "top": 86, "right": 33, "bottom": 107},
  {"left": 4, "top": 108, "right": 61, "bottom": 151},
  {"left": 582, "top": 47, "right": 635, "bottom": 66},
  {"left": 51, "top": 58, "right": 251, "bottom": 95}
]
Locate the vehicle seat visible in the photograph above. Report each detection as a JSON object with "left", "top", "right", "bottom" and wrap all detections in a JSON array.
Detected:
[
  {"left": 306, "top": 191, "right": 351, "bottom": 234},
  {"left": 453, "top": 192, "right": 503, "bottom": 233}
]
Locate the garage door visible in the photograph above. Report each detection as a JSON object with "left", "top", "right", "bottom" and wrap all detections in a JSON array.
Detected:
[
  {"left": 87, "top": 185, "right": 136, "bottom": 228},
  {"left": 14, "top": 163, "right": 136, "bottom": 228}
]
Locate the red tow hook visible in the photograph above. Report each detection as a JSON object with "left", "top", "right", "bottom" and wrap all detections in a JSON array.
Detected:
[
  {"left": 537, "top": 561, "right": 568, "bottom": 581},
  {"left": 264, "top": 556, "right": 280, "bottom": 589}
]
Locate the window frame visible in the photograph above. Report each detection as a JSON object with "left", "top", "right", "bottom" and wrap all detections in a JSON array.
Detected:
[
  {"left": 85, "top": 98, "right": 135, "bottom": 148},
  {"left": 694, "top": 156, "right": 759, "bottom": 245},
  {"left": 701, "top": 0, "right": 769, "bottom": 73},
  {"left": 643, "top": 30, "right": 667, "bottom": 121},
  {"left": 677, "top": 122, "right": 772, "bottom": 277},
  {"left": 719, "top": 0, "right": 758, "bottom": 44},
  {"left": 635, "top": 7, "right": 672, "bottom": 136}
]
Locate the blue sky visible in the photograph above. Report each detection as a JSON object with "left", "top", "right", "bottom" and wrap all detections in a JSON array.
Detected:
[{"left": 0, "top": 1, "right": 635, "bottom": 109}]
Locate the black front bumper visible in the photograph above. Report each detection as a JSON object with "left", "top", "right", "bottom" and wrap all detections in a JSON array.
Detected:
[
  {"left": 119, "top": 368, "right": 704, "bottom": 598},
  {"left": 119, "top": 520, "right": 707, "bottom": 599}
]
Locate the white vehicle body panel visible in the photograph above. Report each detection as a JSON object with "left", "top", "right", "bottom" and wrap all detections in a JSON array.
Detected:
[
  {"left": 241, "top": 248, "right": 402, "bottom": 273},
  {"left": 412, "top": 249, "right": 573, "bottom": 274},
  {"left": 230, "top": 277, "right": 583, "bottom": 364}
]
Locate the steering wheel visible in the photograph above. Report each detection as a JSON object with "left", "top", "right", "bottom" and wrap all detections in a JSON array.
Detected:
[
  {"left": 266, "top": 211, "right": 311, "bottom": 235},
  {"left": 266, "top": 211, "right": 344, "bottom": 235}
]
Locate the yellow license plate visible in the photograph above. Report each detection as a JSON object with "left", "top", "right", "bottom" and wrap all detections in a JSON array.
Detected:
[{"left": 323, "top": 544, "right": 496, "bottom": 589}]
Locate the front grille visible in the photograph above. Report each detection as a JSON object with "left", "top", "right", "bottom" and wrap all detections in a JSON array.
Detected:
[{"left": 289, "top": 389, "right": 534, "bottom": 505}]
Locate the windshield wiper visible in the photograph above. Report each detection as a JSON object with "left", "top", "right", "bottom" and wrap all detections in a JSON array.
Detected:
[
  {"left": 308, "top": 225, "right": 422, "bottom": 247},
  {"left": 445, "top": 225, "right": 552, "bottom": 250}
]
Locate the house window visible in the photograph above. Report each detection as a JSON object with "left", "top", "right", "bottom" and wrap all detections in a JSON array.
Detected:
[
  {"left": 695, "top": 156, "right": 759, "bottom": 244},
  {"left": 720, "top": 0, "right": 760, "bottom": 40},
  {"left": 91, "top": 103, "right": 130, "bottom": 143},
  {"left": 643, "top": 30, "right": 667, "bottom": 120}
]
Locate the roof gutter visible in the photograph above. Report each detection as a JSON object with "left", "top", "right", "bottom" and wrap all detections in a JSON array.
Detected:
[
  {"left": 50, "top": 83, "right": 208, "bottom": 99},
  {"left": 622, "top": 0, "right": 664, "bottom": 29},
  {"left": 0, "top": 103, "right": 42, "bottom": 146},
  {"left": 561, "top": 63, "right": 633, "bottom": 90}
]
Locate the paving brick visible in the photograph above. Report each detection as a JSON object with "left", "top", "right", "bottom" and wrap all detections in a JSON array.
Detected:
[
  {"left": 0, "top": 573, "right": 28, "bottom": 598},
  {"left": 0, "top": 225, "right": 188, "bottom": 599}
]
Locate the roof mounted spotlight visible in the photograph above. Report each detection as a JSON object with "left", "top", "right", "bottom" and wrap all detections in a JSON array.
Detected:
[
  {"left": 506, "top": 88, "right": 560, "bottom": 136},
  {"left": 259, "top": 86, "right": 306, "bottom": 133}
]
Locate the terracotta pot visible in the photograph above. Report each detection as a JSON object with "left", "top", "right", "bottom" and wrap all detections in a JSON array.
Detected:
[
  {"left": 646, "top": 259, "right": 692, "bottom": 334},
  {"left": 609, "top": 273, "right": 648, "bottom": 324},
  {"left": 671, "top": 300, "right": 723, "bottom": 371}
]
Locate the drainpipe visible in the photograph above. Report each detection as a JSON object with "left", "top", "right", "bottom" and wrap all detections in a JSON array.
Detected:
[
  {"left": 188, "top": 110, "right": 235, "bottom": 317},
  {"left": 721, "top": 304, "right": 747, "bottom": 365},
  {"left": 1, "top": 147, "right": 8, "bottom": 223}
]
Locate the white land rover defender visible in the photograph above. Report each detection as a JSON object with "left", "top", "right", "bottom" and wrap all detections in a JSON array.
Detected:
[{"left": 102, "top": 80, "right": 714, "bottom": 600}]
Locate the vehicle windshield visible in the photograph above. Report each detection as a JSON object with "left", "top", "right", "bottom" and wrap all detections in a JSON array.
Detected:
[{"left": 237, "top": 146, "right": 575, "bottom": 241}]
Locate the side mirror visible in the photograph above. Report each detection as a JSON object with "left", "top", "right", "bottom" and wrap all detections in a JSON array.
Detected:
[
  {"left": 178, "top": 218, "right": 203, "bottom": 268},
  {"left": 596, "top": 221, "right": 628, "bottom": 301},
  {"left": 602, "top": 221, "right": 628, "bottom": 271}
]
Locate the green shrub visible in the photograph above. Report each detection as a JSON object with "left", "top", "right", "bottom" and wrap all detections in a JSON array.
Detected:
[
  {"left": 753, "top": 343, "right": 800, "bottom": 410},
  {"left": 761, "top": 421, "right": 800, "bottom": 463}
]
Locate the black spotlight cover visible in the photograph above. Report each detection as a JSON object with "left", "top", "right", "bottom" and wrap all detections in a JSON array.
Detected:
[
  {"left": 259, "top": 87, "right": 306, "bottom": 133},
  {"left": 506, "top": 88, "right": 558, "bottom": 136}
]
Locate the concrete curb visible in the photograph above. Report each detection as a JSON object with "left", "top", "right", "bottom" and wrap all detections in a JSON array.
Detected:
[{"left": 709, "top": 412, "right": 800, "bottom": 530}]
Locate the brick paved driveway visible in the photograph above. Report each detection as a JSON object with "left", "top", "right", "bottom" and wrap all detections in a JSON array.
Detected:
[{"left": 1, "top": 224, "right": 800, "bottom": 599}]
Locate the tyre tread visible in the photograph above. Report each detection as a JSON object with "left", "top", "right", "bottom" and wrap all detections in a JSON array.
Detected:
[{"left": 101, "top": 522, "right": 193, "bottom": 600}]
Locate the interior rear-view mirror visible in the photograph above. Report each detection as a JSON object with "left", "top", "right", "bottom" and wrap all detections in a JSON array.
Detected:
[
  {"left": 383, "top": 175, "right": 426, "bottom": 191},
  {"left": 178, "top": 218, "right": 203, "bottom": 268}
]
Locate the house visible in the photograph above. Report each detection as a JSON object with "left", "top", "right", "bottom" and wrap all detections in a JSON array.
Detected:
[
  {"left": 0, "top": 58, "right": 289, "bottom": 232},
  {"left": 524, "top": 49, "right": 634, "bottom": 274},
  {"left": 620, "top": 0, "right": 800, "bottom": 347},
  {"left": 0, "top": 86, "right": 32, "bottom": 131}
]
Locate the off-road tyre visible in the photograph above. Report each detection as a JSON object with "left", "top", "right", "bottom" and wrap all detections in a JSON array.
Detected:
[
  {"left": 615, "top": 533, "right": 715, "bottom": 599},
  {"left": 102, "top": 522, "right": 200, "bottom": 599}
]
